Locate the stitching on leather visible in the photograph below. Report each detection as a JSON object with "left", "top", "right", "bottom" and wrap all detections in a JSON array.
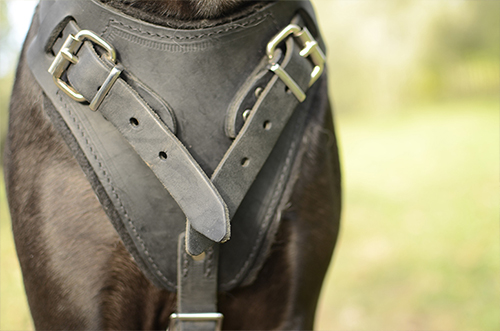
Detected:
[
  {"left": 108, "top": 29, "right": 213, "bottom": 53},
  {"left": 56, "top": 91, "right": 175, "bottom": 288},
  {"left": 204, "top": 248, "right": 213, "bottom": 278},
  {"left": 102, "top": 19, "right": 112, "bottom": 36},
  {"left": 105, "top": 14, "right": 270, "bottom": 41},
  {"left": 269, "top": 11, "right": 280, "bottom": 32},
  {"left": 182, "top": 251, "right": 189, "bottom": 278},
  {"left": 224, "top": 113, "right": 303, "bottom": 287}
]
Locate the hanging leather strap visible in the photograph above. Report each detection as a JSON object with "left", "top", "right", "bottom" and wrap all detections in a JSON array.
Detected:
[{"left": 170, "top": 234, "right": 222, "bottom": 331}]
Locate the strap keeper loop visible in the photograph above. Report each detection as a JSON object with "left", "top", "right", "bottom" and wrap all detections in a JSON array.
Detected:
[
  {"left": 89, "top": 65, "right": 122, "bottom": 111},
  {"left": 169, "top": 312, "right": 223, "bottom": 331}
]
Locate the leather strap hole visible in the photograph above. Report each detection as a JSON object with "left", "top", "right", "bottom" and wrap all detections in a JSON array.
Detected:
[
  {"left": 241, "top": 157, "right": 250, "bottom": 167},
  {"left": 263, "top": 121, "right": 272, "bottom": 130},
  {"left": 159, "top": 151, "right": 168, "bottom": 160},
  {"left": 130, "top": 117, "right": 139, "bottom": 126}
]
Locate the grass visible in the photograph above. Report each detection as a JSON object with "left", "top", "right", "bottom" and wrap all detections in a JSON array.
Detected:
[
  {"left": 0, "top": 98, "right": 498, "bottom": 330},
  {"left": 316, "top": 98, "right": 500, "bottom": 330}
]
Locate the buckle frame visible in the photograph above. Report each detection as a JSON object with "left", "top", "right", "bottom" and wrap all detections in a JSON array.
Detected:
[
  {"left": 169, "top": 312, "right": 223, "bottom": 331},
  {"left": 266, "top": 24, "right": 326, "bottom": 102},
  {"left": 48, "top": 29, "right": 122, "bottom": 111}
]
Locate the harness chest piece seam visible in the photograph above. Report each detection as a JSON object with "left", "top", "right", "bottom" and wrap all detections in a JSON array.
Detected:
[{"left": 106, "top": 13, "right": 271, "bottom": 41}]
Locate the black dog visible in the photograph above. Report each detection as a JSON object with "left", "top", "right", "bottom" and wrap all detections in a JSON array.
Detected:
[{"left": 4, "top": 0, "right": 341, "bottom": 329}]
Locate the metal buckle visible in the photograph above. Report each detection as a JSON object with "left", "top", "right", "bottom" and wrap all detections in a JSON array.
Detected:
[
  {"left": 48, "top": 30, "right": 122, "bottom": 111},
  {"left": 266, "top": 24, "right": 326, "bottom": 102},
  {"left": 168, "top": 312, "right": 223, "bottom": 331}
]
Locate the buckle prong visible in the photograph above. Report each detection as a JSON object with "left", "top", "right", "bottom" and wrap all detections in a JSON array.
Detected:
[{"left": 60, "top": 49, "right": 79, "bottom": 64}]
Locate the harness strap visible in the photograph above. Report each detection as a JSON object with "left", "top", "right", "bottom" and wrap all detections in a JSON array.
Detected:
[
  {"left": 170, "top": 234, "right": 222, "bottom": 331},
  {"left": 53, "top": 21, "right": 231, "bottom": 244},
  {"left": 187, "top": 36, "right": 313, "bottom": 254},
  {"left": 26, "top": 1, "right": 326, "bottom": 329}
]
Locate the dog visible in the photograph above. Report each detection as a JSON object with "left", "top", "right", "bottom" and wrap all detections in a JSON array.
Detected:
[{"left": 4, "top": 0, "right": 341, "bottom": 329}]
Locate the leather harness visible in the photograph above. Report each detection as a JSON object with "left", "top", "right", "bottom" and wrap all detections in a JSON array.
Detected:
[{"left": 27, "top": 1, "right": 327, "bottom": 329}]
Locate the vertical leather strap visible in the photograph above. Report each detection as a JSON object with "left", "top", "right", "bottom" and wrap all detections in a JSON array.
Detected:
[{"left": 172, "top": 233, "right": 222, "bottom": 331}]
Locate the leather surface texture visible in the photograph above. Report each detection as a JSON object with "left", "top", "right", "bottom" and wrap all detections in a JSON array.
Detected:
[{"left": 27, "top": 0, "right": 327, "bottom": 291}]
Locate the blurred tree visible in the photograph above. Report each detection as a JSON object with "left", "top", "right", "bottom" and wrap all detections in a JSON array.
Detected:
[
  {"left": 0, "top": 0, "right": 12, "bottom": 161},
  {"left": 314, "top": 0, "right": 499, "bottom": 115},
  {"left": 0, "top": 1, "right": 9, "bottom": 45},
  {"left": 415, "top": 0, "right": 500, "bottom": 101}
]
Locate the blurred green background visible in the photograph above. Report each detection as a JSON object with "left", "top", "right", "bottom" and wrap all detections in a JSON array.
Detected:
[{"left": 0, "top": 0, "right": 498, "bottom": 330}]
